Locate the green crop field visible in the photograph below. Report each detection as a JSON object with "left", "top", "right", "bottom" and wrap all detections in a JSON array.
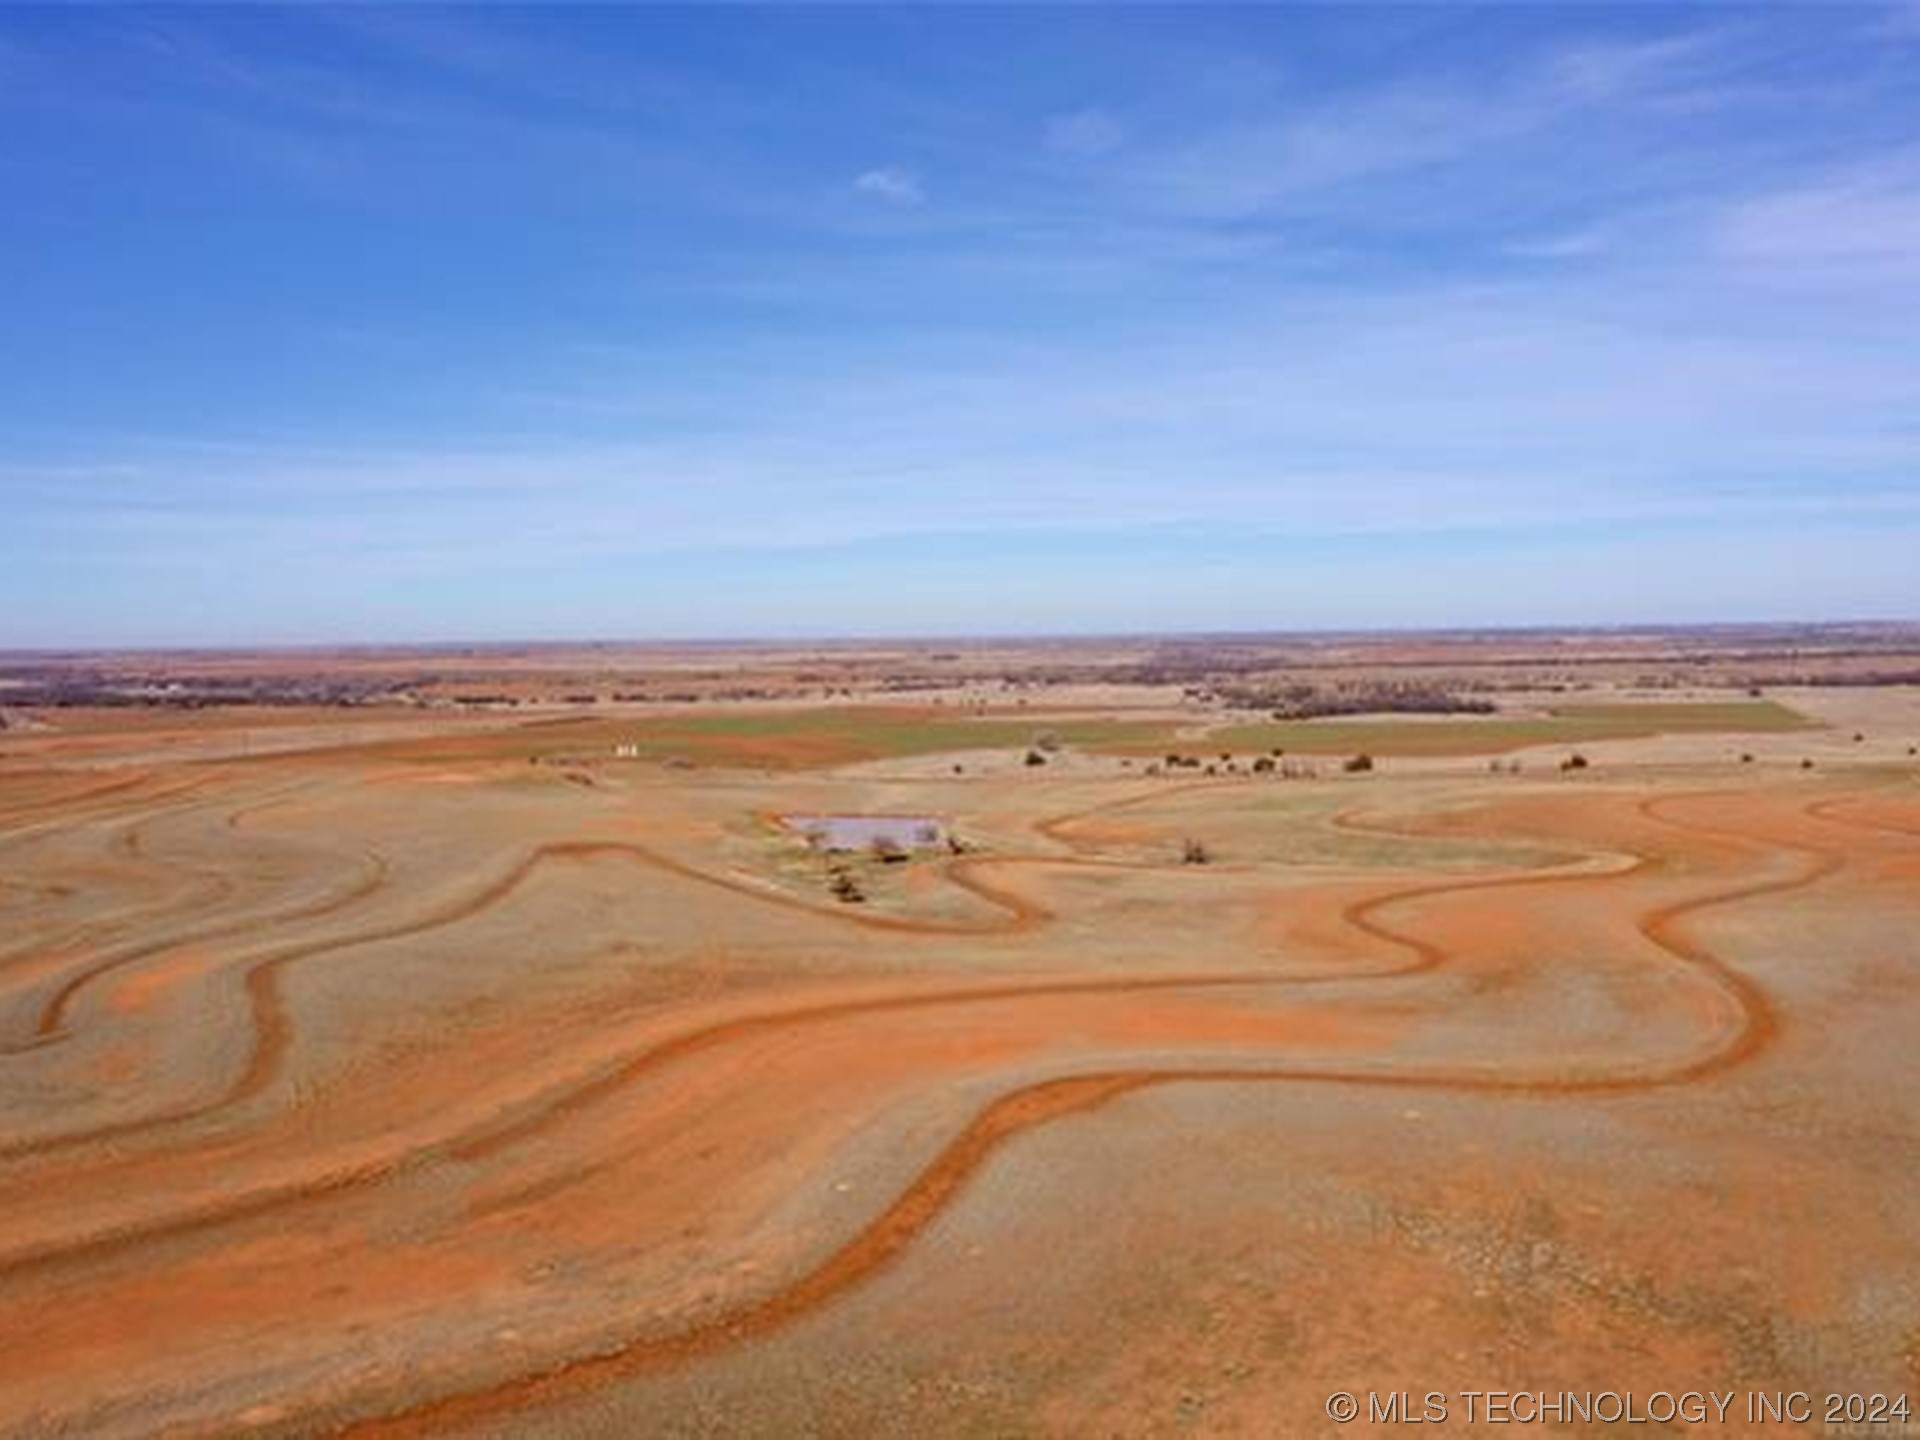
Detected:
[
  {"left": 1196, "top": 699, "right": 1815, "bottom": 758},
  {"left": 375, "top": 698, "right": 1813, "bottom": 768},
  {"left": 384, "top": 705, "right": 1180, "bottom": 768}
]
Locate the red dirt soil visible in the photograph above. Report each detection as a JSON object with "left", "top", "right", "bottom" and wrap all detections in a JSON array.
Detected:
[{"left": 0, "top": 712, "right": 1916, "bottom": 1437}]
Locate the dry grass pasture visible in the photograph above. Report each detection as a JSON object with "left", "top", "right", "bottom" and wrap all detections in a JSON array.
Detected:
[{"left": 1, "top": 635, "right": 1917, "bottom": 1437}]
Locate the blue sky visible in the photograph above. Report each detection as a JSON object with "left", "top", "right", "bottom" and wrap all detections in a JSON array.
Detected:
[{"left": 3, "top": 4, "right": 1918, "bottom": 645}]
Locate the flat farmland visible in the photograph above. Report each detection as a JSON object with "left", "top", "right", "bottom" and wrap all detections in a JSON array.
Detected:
[
  {"left": 366, "top": 707, "right": 1181, "bottom": 770},
  {"left": 1206, "top": 700, "right": 1816, "bottom": 758},
  {"left": 0, "top": 666, "right": 1916, "bottom": 1437}
]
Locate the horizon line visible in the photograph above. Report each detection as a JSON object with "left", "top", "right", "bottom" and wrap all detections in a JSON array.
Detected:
[{"left": 5, "top": 615, "right": 1919, "bottom": 661}]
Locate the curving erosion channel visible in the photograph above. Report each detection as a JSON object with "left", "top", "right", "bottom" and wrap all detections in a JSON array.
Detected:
[{"left": 0, "top": 752, "right": 1916, "bottom": 1437}]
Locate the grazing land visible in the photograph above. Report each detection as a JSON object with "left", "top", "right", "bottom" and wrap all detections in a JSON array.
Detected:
[
  {"left": 1, "top": 626, "right": 1917, "bottom": 1436},
  {"left": 1206, "top": 700, "right": 1814, "bottom": 759}
]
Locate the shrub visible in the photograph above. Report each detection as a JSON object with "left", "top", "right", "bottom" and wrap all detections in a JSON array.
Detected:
[
  {"left": 1024, "top": 749, "right": 1048, "bottom": 767},
  {"left": 1181, "top": 837, "right": 1211, "bottom": 865}
]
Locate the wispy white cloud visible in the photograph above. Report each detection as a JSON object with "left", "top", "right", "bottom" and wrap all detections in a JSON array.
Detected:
[
  {"left": 1124, "top": 28, "right": 1761, "bottom": 222},
  {"left": 852, "top": 165, "right": 923, "bottom": 206},
  {"left": 1538, "top": 31, "right": 1731, "bottom": 107},
  {"left": 1134, "top": 84, "right": 1494, "bottom": 218},
  {"left": 5, "top": 7, "right": 1917, "bottom": 640},
  {"left": 1502, "top": 227, "right": 1613, "bottom": 260},
  {"left": 16, "top": 253, "right": 1917, "bottom": 584},
  {"left": 1713, "top": 153, "right": 1920, "bottom": 282}
]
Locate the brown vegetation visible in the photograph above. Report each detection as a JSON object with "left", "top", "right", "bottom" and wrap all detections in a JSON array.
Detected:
[{"left": 0, "top": 641, "right": 1915, "bottom": 1435}]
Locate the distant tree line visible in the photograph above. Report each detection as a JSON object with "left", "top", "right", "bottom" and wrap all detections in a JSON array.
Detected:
[{"left": 1213, "top": 679, "right": 1497, "bottom": 719}]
